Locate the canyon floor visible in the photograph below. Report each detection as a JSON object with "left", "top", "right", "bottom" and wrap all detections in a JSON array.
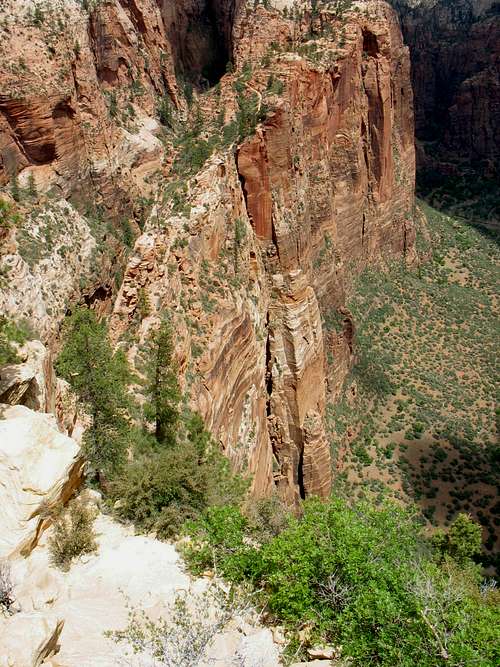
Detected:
[{"left": 329, "top": 198, "right": 499, "bottom": 572}]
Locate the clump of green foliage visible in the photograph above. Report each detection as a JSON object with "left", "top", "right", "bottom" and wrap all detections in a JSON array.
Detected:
[
  {"left": 111, "top": 417, "right": 246, "bottom": 538},
  {"left": 0, "top": 196, "right": 20, "bottom": 234},
  {"left": 57, "top": 311, "right": 246, "bottom": 538},
  {"left": 56, "top": 308, "right": 133, "bottom": 479},
  {"left": 48, "top": 498, "right": 97, "bottom": 571},
  {"left": 183, "top": 498, "right": 499, "bottom": 666},
  {"left": 111, "top": 321, "right": 247, "bottom": 537},
  {"left": 0, "top": 317, "right": 30, "bottom": 367}
]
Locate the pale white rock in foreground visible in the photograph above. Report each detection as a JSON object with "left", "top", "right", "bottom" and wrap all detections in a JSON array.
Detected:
[
  {"left": 0, "top": 405, "right": 281, "bottom": 666},
  {"left": 2, "top": 514, "right": 281, "bottom": 667},
  {"left": 0, "top": 404, "right": 83, "bottom": 559}
]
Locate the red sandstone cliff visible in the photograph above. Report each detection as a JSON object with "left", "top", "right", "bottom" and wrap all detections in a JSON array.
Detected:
[
  {"left": 110, "top": 1, "right": 416, "bottom": 503},
  {"left": 0, "top": 0, "right": 416, "bottom": 503}
]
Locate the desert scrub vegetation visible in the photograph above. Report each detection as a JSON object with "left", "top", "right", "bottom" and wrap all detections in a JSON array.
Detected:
[
  {"left": 0, "top": 316, "right": 31, "bottom": 367},
  {"left": 0, "top": 196, "right": 20, "bottom": 233},
  {"left": 107, "top": 583, "right": 253, "bottom": 667},
  {"left": 327, "top": 200, "right": 500, "bottom": 572},
  {"left": 56, "top": 309, "right": 247, "bottom": 538},
  {"left": 0, "top": 560, "right": 15, "bottom": 616},
  {"left": 183, "top": 497, "right": 499, "bottom": 666},
  {"left": 48, "top": 498, "right": 97, "bottom": 571}
]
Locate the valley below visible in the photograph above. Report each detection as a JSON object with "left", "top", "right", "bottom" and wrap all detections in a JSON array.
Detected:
[{"left": 0, "top": 0, "right": 498, "bottom": 665}]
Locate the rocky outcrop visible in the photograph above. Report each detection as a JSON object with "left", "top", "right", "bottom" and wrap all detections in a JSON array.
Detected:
[
  {"left": 0, "top": 402, "right": 280, "bottom": 665},
  {"left": 0, "top": 341, "right": 56, "bottom": 411},
  {"left": 393, "top": 0, "right": 500, "bottom": 172},
  {"left": 0, "top": 0, "right": 175, "bottom": 199},
  {"left": 0, "top": 405, "right": 84, "bottom": 558},
  {"left": 0, "top": 199, "right": 101, "bottom": 342},
  {"left": 0, "top": 0, "right": 177, "bottom": 340},
  {"left": 1, "top": 512, "right": 281, "bottom": 666}
]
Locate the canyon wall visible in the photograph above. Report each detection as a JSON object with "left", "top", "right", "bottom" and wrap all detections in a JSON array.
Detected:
[
  {"left": 392, "top": 0, "right": 499, "bottom": 174},
  {"left": 111, "top": 1, "right": 417, "bottom": 503},
  {"left": 0, "top": 0, "right": 416, "bottom": 503}
]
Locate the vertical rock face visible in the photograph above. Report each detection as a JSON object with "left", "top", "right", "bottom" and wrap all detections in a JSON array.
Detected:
[
  {"left": 0, "top": 1, "right": 416, "bottom": 503},
  {"left": 112, "top": 1, "right": 416, "bottom": 503},
  {"left": 234, "top": 2, "right": 415, "bottom": 501},
  {"left": 157, "top": 0, "right": 244, "bottom": 86},
  {"left": 393, "top": 0, "right": 499, "bottom": 172}
]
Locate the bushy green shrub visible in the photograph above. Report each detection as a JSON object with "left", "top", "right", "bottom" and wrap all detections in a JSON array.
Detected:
[
  {"left": 0, "top": 317, "right": 30, "bottom": 367},
  {"left": 111, "top": 414, "right": 247, "bottom": 538},
  {"left": 0, "top": 197, "right": 20, "bottom": 233},
  {"left": 184, "top": 497, "right": 500, "bottom": 666},
  {"left": 49, "top": 499, "right": 97, "bottom": 571},
  {"left": 108, "top": 583, "right": 250, "bottom": 667},
  {"left": 432, "top": 512, "right": 482, "bottom": 565}
]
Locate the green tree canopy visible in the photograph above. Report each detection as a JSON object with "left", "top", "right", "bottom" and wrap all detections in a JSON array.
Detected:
[
  {"left": 142, "top": 319, "right": 182, "bottom": 447},
  {"left": 56, "top": 307, "right": 132, "bottom": 477}
]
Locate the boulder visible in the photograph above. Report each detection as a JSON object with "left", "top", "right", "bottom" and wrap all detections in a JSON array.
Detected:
[
  {"left": 308, "top": 645, "right": 339, "bottom": 660},
  {"left": 0, "top": 405, "right": 83, "bottom": 559},
  {"left": 0, "top": 341, "right": 55, "bottom": 412}
]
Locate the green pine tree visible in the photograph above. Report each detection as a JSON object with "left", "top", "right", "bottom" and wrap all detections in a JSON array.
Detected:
[
  {"left": 56, "top": 308, "right": 132, "bottom": 478},
  {"left": 143, "top": 319, "right": 181, "bottom": 447}
]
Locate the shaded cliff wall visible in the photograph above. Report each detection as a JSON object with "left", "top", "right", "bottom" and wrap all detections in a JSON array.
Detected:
[
  {"left": 392, "top": 0, "right": 500, "bottom": 173},
  {"left": 157, "top": 0, "right": 244, "bottom": 86}
]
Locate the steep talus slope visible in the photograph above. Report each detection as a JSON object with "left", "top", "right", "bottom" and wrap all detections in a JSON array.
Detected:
[{"left": 0, "top": 0, "right": 416, "bottom": 504}]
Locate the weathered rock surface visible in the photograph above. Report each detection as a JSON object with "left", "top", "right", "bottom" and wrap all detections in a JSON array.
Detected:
[
  {"left": 1, "top": 512, "right": 281, "bottom": 667},
  {"left": 0, "top": 340, "right": 56, "bottom": 411},
  {"left": 393, "top": 0, "right": 499, "bottom": 172},
  {"left": 0, "top": 406, "right": 280, "bottom": 666},
  {"left": 0, "top": 0, "right": 174, "bottom": 198},
  {"left": 0, "top": 1, "right": 175, "bottom": 340},
  {"left": 0, "top": 405, "right": 83, "bottom": 558},
  {"left": 112, "top": 0, "right": 416, "bottom": 502}
]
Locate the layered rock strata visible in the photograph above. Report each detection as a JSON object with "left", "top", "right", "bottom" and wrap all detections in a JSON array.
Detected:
[
  {"left": 1, "top": 1, "right": 417, "bottom": 503},
  {"left": 112, "top": 1, "right": 416, "bottom": 503}
]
